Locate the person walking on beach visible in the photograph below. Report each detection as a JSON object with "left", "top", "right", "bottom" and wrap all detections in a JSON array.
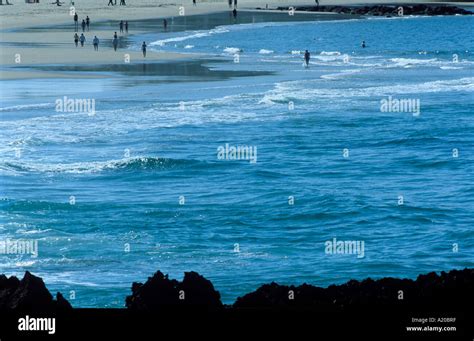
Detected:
[
  {"left": 142, "top": 41, "right": 147, "bottom": 57},
  {"left": 93, "top": 36, "right": 99, "bottom": 51},
  {"left": 113, "top": 33, "right": 118, "bottom": 51},
  {"left": 304, "top": 49, "right": 310, "bottom": 67},
  {"left": 125, "top": 21, "right": 129, "bottom": 33},
  {"left": 79, "top": 33, "right": 86, "bottom": 47},
  {"left": 108, "top": 0, "right": 114, "bottom": 5},
  {"left": 119, "top": 21, "right": 124, "bottom": 33},
  {"left": 233, "top": 0, "right": 237, "bottom": 8},
  {"left": 120, "top": 0, "right": 126, "bottom": 5},
  {"left": 74, "top": 33, "right": 79, "bottom": 47},
  {"left": 163, "top": 19, "right": 168, "bottom": 30},
  {"left": 192, "top": 0, "right": 196, "bottom": 6},
  {"left": 315, "top": 0, "right": 320, "bottom": 8},
  {"left": 228, "top": 0, "right": 232, "bottom": 8},
  {"left": 73, "top": 12, "right": 78, "bottom": 31},
  {"left": 86, "top": 16, "right": 90, "bottom": 31},
  {"left": 81, "top": 19, "right": 86, "bottom": 32}
]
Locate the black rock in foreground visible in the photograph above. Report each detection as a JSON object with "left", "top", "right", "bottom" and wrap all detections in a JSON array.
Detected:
[
  {"left": 234, "top": 268, "right": 474, "bottom": 311},
  {"left": 125, "top": 270, "right": 223, "bottom": 310},
  {"left": 0, "top": 269, "right": 472, "bottom": 339},
  {"left": 0, "top": 271, "right": 72, "bottom": 312}
]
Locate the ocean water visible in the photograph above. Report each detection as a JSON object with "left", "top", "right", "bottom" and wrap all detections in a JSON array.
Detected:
[{"left": 1, "top": 14, "right": 473, "bottom": 307}]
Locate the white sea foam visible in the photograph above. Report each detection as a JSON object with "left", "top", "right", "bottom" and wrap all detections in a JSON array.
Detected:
[
  {"left": 440, "top": 66, "right": 463, "bottom": 70},
  {"left": 389, "top": 57, "right": 439, "bottom": 68},
  {"left": 259, "top": 49, "right": 274, "bottom": 54},
  {"left": 0, "top": 103, "right": 53, "bottom": 112},
  {"left": 320, "top": 51, "right": 341, "bottom": 56},
  {"left": 259, "top": 77, "right": 474, "bottom": 104},
  {"left": 223, "top": 47, "right": 242, "bottom": 54},
  {"left": 150, "top": 27, "right": 229, "bottom": 47}
]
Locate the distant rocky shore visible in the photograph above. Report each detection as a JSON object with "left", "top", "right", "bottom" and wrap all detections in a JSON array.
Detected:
[
  {"left": 262, "top": 4, "right": 473, "bottom": 16},
  {"left": 1, "top": 268, "right": 472, "bottom": 311}
]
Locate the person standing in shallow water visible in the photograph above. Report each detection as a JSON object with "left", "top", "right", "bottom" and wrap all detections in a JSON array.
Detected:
[
  {"left": 304, "top": 49, "right": 310, "bottom": 67},
  {"left": 119, "top": 21, "right": 124, "bottom": 33},
  {"left": 86, "top": 16, "right": 90, "bottom": 31},
  {"left": 142, "top": 41, "right": 147, "bottom": 57},
  {"left": 113, "top": 35, "right": 118, "bottom": 51},
  {"left": 74, "top": 33, "right": 79, "bottom": 47},
  {"left": 163, "top": 19, "right": 168, "bottom": 30},
  {"left": 81, "top": 19, "right": 86, "bottom": 32},
  {"left": 125, "top": 21, "right": 129, "bottom": 33}
]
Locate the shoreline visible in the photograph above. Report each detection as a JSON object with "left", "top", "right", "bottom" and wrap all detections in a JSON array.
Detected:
[
  {"left": 1, "top": 268, "right": 472, "bottom": 309},
  {"left": 1, "top": 2, "right": 472, "bottom": 79},
  {"left": 0, "top": 10, "right": 355, "bottom": 79}
]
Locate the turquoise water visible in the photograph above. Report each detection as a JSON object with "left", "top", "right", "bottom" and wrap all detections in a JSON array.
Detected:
[{"left": 1, "top": 14, "right": 473, "bottom": 307}]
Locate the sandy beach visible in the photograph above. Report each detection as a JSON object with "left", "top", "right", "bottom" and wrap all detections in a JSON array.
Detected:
[{"left": 1, "top": 0, "right": 472, "bottom": 78}]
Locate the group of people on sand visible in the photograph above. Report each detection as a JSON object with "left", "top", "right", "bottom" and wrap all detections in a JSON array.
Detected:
[
  {"left": 72, "top": 16, "right": 147, "bottom": 57},
  {"left": 73, "top": 32, "right": 100, "bottom": 50},
  {"left": 108, "top": 0, "right": 126, "bottom": 6},
  {"left": 73, "top": 13, "right": 90, "bottom": 32}
]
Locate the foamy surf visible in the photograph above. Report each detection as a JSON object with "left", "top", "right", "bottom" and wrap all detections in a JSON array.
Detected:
[{"left": 150, "top": 27, "right": 230, "bottom": 47}]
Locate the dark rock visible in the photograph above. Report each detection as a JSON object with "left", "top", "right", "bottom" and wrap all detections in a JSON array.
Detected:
[
  {"left": 0, "top": 271, "right": 72, "bottom": 312},
  {"left": 126, "top": 270, "right": 222, "bottom": 310},
  {"left": 56, "top": 292, "right": 73, "bottom": 310},
  {"left": 282, "top": 4, "right": 473, "bottom": 16},
  {"left": 234, "top": 268, "right": 474, "bottom": 310}
]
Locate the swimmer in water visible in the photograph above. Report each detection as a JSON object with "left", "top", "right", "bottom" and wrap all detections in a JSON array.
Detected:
[{"left": 361, "top": 40, "right": 366, "bottom": 48}]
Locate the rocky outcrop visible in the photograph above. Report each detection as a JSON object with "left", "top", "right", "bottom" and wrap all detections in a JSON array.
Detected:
[
  {"left": 1, "top": 268, "right": 472, "bottom": 311},
  {"left": 234, "top": 268, "right": 474, "bottom": 310},
  {"left": 0, "top": 271, "right": 72, "bottom": 312},
  {"left": 125, "top": 271, "right": 223, "bottom": 310},
  {"left": 272, "top": 5, "right": 473, "bottom": 16}
]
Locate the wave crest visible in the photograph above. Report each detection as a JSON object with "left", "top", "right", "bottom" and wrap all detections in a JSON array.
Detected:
[{"left": 1, "top": 157, "right": 195, "bottom": 175}]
